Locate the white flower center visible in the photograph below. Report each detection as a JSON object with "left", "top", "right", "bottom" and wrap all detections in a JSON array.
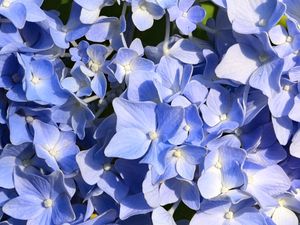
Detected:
[
  {"left": 25, "top": 116, "right": 34, "bottom": 123},
  {"left": 47, "top": 147, "right": 58, "bottom": 158},
  {"left": 123, "top": 63, "right": 132, "bottom": 75},
  {"left": 88, "top": 60, "right": 101, "bottom": 73},
  {"left": 184, "top": 124, "right": 191, "bottom": 132},
  {"left": 224, "top": 211, "right": 234, "bottom": 220},
  {"left": 221, "top": 186, "right": 229, "bottom": 193},
  {"left": 286, "top": 36, "right": 293, "bottom": 43},
  {"left": 140, "top": 5, "right": 147, "bottom": 11},
  {"left": 43, "top": 199, "right": 53, "bottom": 208},
  {"left": 1, "top": 0, "right": 12, "bottom": 8},
  {"left": 278, "top": 199, "right": 286, "bottom": 207},
  {"left": 148, "top": 131, "right": 158, "bottom": 140},
  {"left": 215, "top": 161, "right": 222, "bottom": 169},
  {"left": 283, "top": 85, "right": 290, "bottom": 92},
  {"left": 182, "top": 12, "right": 188, "bottom": 18},
  {"left": 31, "top": 76, "right": 40, "bottom": 85},
  {"left": 219, "top": 114, "right": 227, "bottom": 122},
  {"left": 173, "top": 149, "right": 183, "bottom": 158},
  {"left": 258, "top": 18, "right": 267, "bottom": 27},
  {"left": 247, "top": 175, "right": 254, "bottom": 184},
  {"left": 103, "top": 163, "right": 112, "bottom": 171}
]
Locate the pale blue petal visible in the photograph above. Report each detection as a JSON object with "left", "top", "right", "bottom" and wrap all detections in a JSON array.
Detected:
[
  {"left": 215, "top": 44, "right": 259, "bottom": 84},
  {"left": 105, "top": 128, "right": 151, "bottom": 159},
  {"left": 3, "top": 196, "right": 44, "bottom": 220},
  {"left": 152, "top": 207, "right": 176, "bottom": 225}
]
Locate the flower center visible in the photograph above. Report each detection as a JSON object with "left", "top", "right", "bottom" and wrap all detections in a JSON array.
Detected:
[
  {"left": 258, "top": 18, "right": 267, "bottom": 27},
  {"left": 88, "top": 60, "right": 101, "bottom": 73},
  {"left": 219, "top": 114, "right": 227, "bottom": 122},
  {"left": 259, "top": 54, "right": 269, "bottom": 63},
  {"left": 286, "top": 36, "right": 293, "bottom": 43},
  {"left": 283, "top": 85, "right": 290, "bottom": 92},
  {"left": 22, "top": 159, "right": 31, "bottom": 168},
  {"left": 140, "top": 5, "right": 147, "bottom": 11},
  {"left": 31, "top": 75, "right": 40, "bottom": 85},
  {"left": 123, "top": 63, "right": 132, "bottom": 75},
  {"left": 184, "top": 124, "right": 191, "bottom": 132},
  {"left": 221, "top": 186, "right": 229, "bottom": 193},
  {"left": 215, "top": 161, "right": 222, "bottom": 169},
  {"left": 47, "top": 147, "right": 58, "bottom": 158},
  {"left": 103, "top": 163, "right": 112, "bottom": 171},
  {"left": 25, "top": 116, "right": 34, "bottom": 123},
  {"left": 173, "top": 149, "right": 183, "bottom": 158},
  {"left": 224, "top": 211, "right": 234, "bottom": 220},
  {"left": 235, "top": 128, "right": 242, "bottom": 136},
  {"left": 247, "top": 175, "right": 254, "bottom": 184},
  {"left": 43, "top": 199, "right": 53, "bottom": 208},
  {"left": 182, "top": 12, "right": 188, "bottom": 18},
  {"left": 1, "top": 0, "right": 12, "bottom": 8},
  {"left": 148, "top": 131, "right": 158, "bottom": 140},
  {"left": 278, "top": 199, "right": 286, "bottom": 207}
]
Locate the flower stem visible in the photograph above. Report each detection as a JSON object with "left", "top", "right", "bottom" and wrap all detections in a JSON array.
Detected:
[
  {"left": 168, "top": 201, "right": 180, "bottom": 216},
  {"left": 120, "top": 2, "right": 128, "bottom": 48},
  {"left": 163, "top": 12, "right": 171, "bottom": 55},
  {"left": 83, "top": 95, "right": 100, "bottom": 104},
  {"left": 198, "top": 23, "right": 217, "bottom": 34}
]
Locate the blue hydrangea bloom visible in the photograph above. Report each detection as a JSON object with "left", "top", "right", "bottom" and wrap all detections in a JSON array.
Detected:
[
  {"left": 168, "top": 0, "right": 205, "bottom": 35},
  {"left": 33, "top": 120, "right": 79, "bottom": 174},
  {"left": 3, "top": 169, "right": 75, "bottom": 224},
  {"left": 131, "top": 0, "right": 164, "bottom": 31},
  {"left": 0, "top": 0, "right": 300, "bottom": 224},
  {"left": 23, "top": 58, "right": 69, "bottom": 105},
  {"left": 226, "top": 0, "right": 285, "bottom": 34}
]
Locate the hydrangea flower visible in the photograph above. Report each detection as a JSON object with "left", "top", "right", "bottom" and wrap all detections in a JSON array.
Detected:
[
  {"left": 33, "top": 120, "right": 79, "bottom": 174},
  {"left": 3, "top": 169, "right": 75, "bottom": 225},
  {"left": 0, "top": 0, "right": 300, "bottom": 224},
  {"left": 131, "top": 0, "right": 164, "bottom": 31},
  {"left": 226, "top": 0, "right": 285, "bottom": 34},
  {"left": 168, "top": 0, "right": 205, "bottom": 35}
]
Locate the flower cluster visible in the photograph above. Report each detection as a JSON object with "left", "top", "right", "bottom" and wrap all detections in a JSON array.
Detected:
[{"left": 0, "top": 0, "right": 300, "bottom": 224}]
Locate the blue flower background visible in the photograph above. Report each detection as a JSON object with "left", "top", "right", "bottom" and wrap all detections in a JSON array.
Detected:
[{"left": 0, "top": 0, "right": 300, "bottom": 224}]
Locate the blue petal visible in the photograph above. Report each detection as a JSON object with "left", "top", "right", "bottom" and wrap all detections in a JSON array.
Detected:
[
  {"left": 91, "top": 72, "right": 107, "bottom": 98},
  {"left": 3, "top": 196, "right": 44, "bottom": 220},
  {"left": 156, "top": 104, "right": 184, "bottom": 142},
  {"left": 215, "top": 43, "right": 259, "bottom": 84},
  {"left": 105, "top": 128, "right": 151, "bottom": 159},
  {"left": 198, "top": 167, "right": 222, "bottom": 199},
  {"left": 97, "top": 171, "right": 129, "bottom": 202},
  {"left": 152, "top": 207, "right": 176, "bottom": 225},
  {"left": 113, "top": 98, "right": 156, "bottom": 133},
  {"left": 0, "top": 3, "right": 26, "bottom": 29},
  {"left": 14, "top": 169, "right": 50, "bottom": 198},
  {"left": 76, "top": 149, "right": 103, "bottom": 185},
  {"left": 272, "top": 116, "right": 293, "bottom": 145},
  {"left": 52, "top": 193, "right": 75, "bottom": 224},
  {"left": 0, "top": 156, "right": 16, "bottom": 188},
  {"left": 181, "top": 181, "right": 200, "bottom": 210},
  {"left": 119, "top": 193, "right": 152, "bottom": 220},
  {"left": 132, "top": 9, "right": 154, "bottom": 31},
  {"left": 249, "top": 59, "right": 284, "bottom": 98}
]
